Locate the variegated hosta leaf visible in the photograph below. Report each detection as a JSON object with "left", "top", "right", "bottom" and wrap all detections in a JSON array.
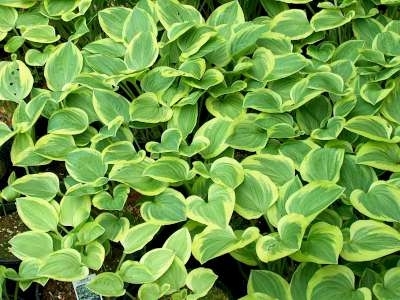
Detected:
[
  {"left": 192, "top": 226, "right": 259, "bottom": 264},
  {"left": 270, "top": 9, "right": 313, "bottom": 40},
  {"left": 95, "top": 213, "right": 130, "bottom": 243},
  {"left": 345, "top": 115, "right": 398, "bottom": 143},
  {"left": 241, "top": 154, "right": 295, "bottom": 185},
  {"left": 59, "top": 195, "right": 91, "bottom": 227},
  {"left": 143, "top": 156, "right": 191, "bottom": 183},
  {"left": 11, "top": 172, "right": 59, "bottom": 200},
  {"left": 235, "top": 170, "right": 278, "bottom": 220},
  {"left": 123, "top": 6, "right": 157, "bottom": 44},
  {"left": 168, "top": 105, "right": 198, "bottom": 139},
  {"left": 47, "top": 107, "right": 88, "bottom": 135},
  {"left": 291, "top": 222, "right": 343, "bottom": 264},
  {"left": 9, "top": 231, "right": 53, "bottom": 260},
  {"left": 109, "top": 159, "right": 168, "bottom": 196},
  {"left": 0, "top": 60, "right": 33, "bottom": 102},
  {"left": 209, "top": 157, "right": 244, "bottom": 189},
  {"left": 206, "top": 0, "right": 244, "bottom": 26},
  {"left": 44, "top": 41, "right": 83, "bottom": 91},
  {"left": 341, "top": 220, "right": 400, "bottom": 262},
  {"left": 194, "top": 117, "right": 232, "bottom": 159},
  {"left": 121, "top": 223, "right": 160, "bottom": 254},
  {"left": 92, "top": 184, "right": 130, "bottom": 211},
  {"left": 87, "top": 272, "right": 126, "bottom": 297},
  {"left": 307, "top": 265, "right": 371, "bottom": 300},
  {"left": 141, "top": 188, "right": 187, "bottom": 225},
  {"left": 373, "top": 267, "right": 400, "bottom": 300},
  {"left": 35, "top": 134, "right": 76, "bottom": 161},
  {"left": 290, "top": 263, "right": 320, "bottom": 300},
  {"left": 0, "top": 6, "right": 18, "bottom": 32},
  {"left": 98, "top": 7, "right": 131, "bottom": 42},
  {"left": 65, "top": 148, "right": 107, "bottom": 184},
  {"left": 186, "top": 268, "right": 218, "bottom": 300},
  {"left": 299, "top": 147, "right": 345, "bottom": 183},
  {"left": 256, "top": 213, "right": 308, "bottom": 263},
  {"left": 92, "top": 89, "right": 130, "bottom": 125},
  {"left": 248, "top": 270, "right": 291, "bottom": 300},
  {"left": 310, "top": 9, "right": 355, "bottom": 32},
  {"left": 130, "top": 92, "right": 173, "bottom": 123},
  {"left": 118, "top": 248, "right": 175, "bottom": 284},
  {"left": 187, "top": 183, "right": 235, "bottom": 228},
  {"left": 39, "top": 249, "right": 89, "bottom": 281},
  {"left": 285, "top": 181, "right": 344, "bottom": 223},
  {"left": 350, "top": 181, "right": 400, "bottom": 222},
  {"left": 154, "top": 258, "right": 187, "bottom": 296},
  {"left": 102, "top": 141, "right": 145, "bottom": 164},
  {"left": 356, "top": 141, "right": 400, "bottom": 172},
  {"left": 163, "top": 228, "right": 192, "bottom": 264},
  {"left": 146, "top": 128, "right": 182, "bottom": 153},
  {"left": 124, "top": 31, "right": 158, "bottom": 71}
]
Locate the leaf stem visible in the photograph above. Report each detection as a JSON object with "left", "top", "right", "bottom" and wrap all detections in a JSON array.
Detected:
[{"left": 116, "top": 252, "right": 126, "bottom": 271}]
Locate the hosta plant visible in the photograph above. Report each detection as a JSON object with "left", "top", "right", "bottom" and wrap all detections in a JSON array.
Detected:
[{"left": 1, "top": 0, "right": 400, "bottom": 299}]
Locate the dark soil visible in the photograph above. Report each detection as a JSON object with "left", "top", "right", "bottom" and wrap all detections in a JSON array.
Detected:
[
  {"left": 38, "top": 280, "right": 76, "bottom": 300},
  {"left": 0, "top": 210, "right": 27, "bottom": 260}
]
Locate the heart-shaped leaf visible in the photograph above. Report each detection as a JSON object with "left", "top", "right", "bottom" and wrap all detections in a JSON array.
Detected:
[
  {"left": 248, "top": 270, "right": 291, "bottom": 300},
  {"left": 95, "top": 213, "right": 130, "bottom": 243},
  {"left": 187, "top": 183, "right": 235, "bottom": 228},
  {"left": 209, "top": 157, "right": 244, "bottom": 189},
  {"left": 92, "top": 184, "right": 130, "bottom": 211},
  {"left": 121, "top": 223, "right": 160, "bottom": 254},
  {"left": 307, "top": 265, "right": 371, "bottom": 300},
  {"left": 87, "top": 272, "right": 125, "bottom": 297},
  {"left": 130, "top": 92, "right": 173, "bottom": 123},
  {"left": 141, "top": 188, "right": 187, "bottom": 225},
  {"left": 373, "top": 267, "right": 400, "bottom": 300}
]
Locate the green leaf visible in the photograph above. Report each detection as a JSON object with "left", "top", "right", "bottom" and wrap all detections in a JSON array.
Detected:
[
  {"left": 85, "top": 54, "right": 127, "bottom": 76},
  {"left": 345, "top": 116, "right": 395, "bottom": 143},
  {"left": 341, "top": 220, "right": 400, "bottom": 262},
  {"left": 178, "top": 26, "right": 217, "bottom": 59},
  {"left": 256, "top": 214, "right": 308, "bottom": 262},
  {"left": 307, "top": 265, "right": 371, "bottom": 300},
  {"left": 310, "top": 9, "right": 355, "bottom": 32},
  {"left": 155, "top": 258, "right": 187, "bottom": 296},
  {"left": 207, "top": 0, "right": 244, "bottom": 26},
  {"left": 21, "top": 25, "right": 59, "bottom": 43},
  {"left": 11, "top": 172, "right": 59, "bottom": 200},
  {"left": 226, "top": 118, "right": 268, "bottom": 151},
  {"left": 125, "top": 31, "right": 158, "bottom": 71},
  {"left": 87, "top": 272, "right": 126, "bottom": 297},
  {"left": 0, "top": 121, "right": 15, "bottom": 147},
  {"left": 163, "top": 228, "right": 192, "bottom": 264},
  {"left": 10, "top": 231, "right": 53, "bottom": 260},
  {"left": 241, "top": 154, "right": 295, "bottom": 185},
  {"left": 168, "top": 105, "right": 198, "bottom": 139},
  {"left": 35, "top": 134, "right": 76, "bottom": 160},
  {"left": 270, "top": 9, "right": 313, "bottom": 40},
  {"left": 92, "top": 184, "right": 130, "bottom": 211},
  {"left": 0, "top": 6, "right": 17, "bottom": 31},
  {"left": 66, "top": 148, "right": 107, "bottom": 183},
  {"left": 290, "top": 263, "right": 320, "bottom": 300},
  {"left": 119, "top": 248, "right": 175, "bottom": 283},
  {"left": 235, "top": 170, "right": 278, "bottom": 220},
  {"left": 308, "top": 72, "right": 344, "bottom": 94},
  {"left": 40, "top": 249, "right": 89, "bottom": 281},
  {"left": 83, "top": 38, "right": 125, "bottom": 57},
  {"left": 59, "top": 195, "right": 91, "bottom": 227},
  {"left": 373, "top": 31, "right": 400, "bottom": 56},
  {"left": 141, "top": 188, "right": 187, "bottom": 225},
  {"left": 47, "top": 107, "right": 88, "bottom": 135},
  {"left": 0, "top": 60, "right": 34, "bottom": 102},
  {"left": 286, "top": 181, "right": 344, "bottom": 222},
  {"left": 356, "top": 141, "right": 400, "bottom": 172},
  {"left": 123, "top": 7, "right": 157, "bottom": 43},
  {"left": 156, "top": 0, "right": 203, "bottom": 31},
  {"left": 146, "top": 128, "right": 182, "bottom": 153},
  {"left": 209, "top": 157, "right": 244, "bottom": 189},
  {"left": 92, "top": 89, "right": 130, "bottom": 125},
  {"left": 243, "top": 89, "right": 283, "bottom": 113},
  {"left": 187, "top": 183, "right": 235, "bottom": 228},
  {"left": 143, "top": 157, "right": 190, "bottom": 183},
  {"left": 360, "top": 81, "right": 394, "bottom": 105},
  {"left": 130, "top": 92, "right": 173, "bottom": 123},
  {"left": 186, "top": 268, "right": 218, "bottom": 300},
  {"left": 4, "top": 36, "right": 25, "bottom": 53},
  {"left": 44, "top": 41, "right": 83, "bottom": 91},
  {"left": 231, "top": 24, "right": 266, "bottom": 58},
  {"left": 350, "top": 181, "right": 400, "bottom": 222},
  {"left": 373, "top": 267, "right": 400, "bottom": 300},
  {"left": 95, "top": 213, "right": 130, "bottom": 243},
  {"left": 291, "top": 222, "right": 343, "bottom": 264},
  {"left": 109, "top": 159, "right": 168, "bottom": 196},
  {"left": 121, "top": 223, "right": 161, "bottom": 254},
  {"left": 299, "top": 148, "right": 345, "bottom": 183},
  {"left": 266, "top": 53, "right": 308, "bottom": 81},
  {"left": 183, "top": 68, "right": 224, "bottom": 90},
  {"left": 16, "top": 197, "right": 58, "bottom": 232},
  {"left": 194, "top": 117, "right": 232, "bottom": 159},
  {"left": 206, "top": 93, "right": 245, "bottom": 120},
  {"left": 248, "top": 270, "right": 291, "bottom": 300},
  {"left": 192, "top": 226, "right": 259, "bottom": 264},
  {"left": 11, "top": 132, "right": 51, "bottom": 167},
  {"left": 103, "top": 141, "right": 144, "bottom": 164},
  {"left": 98, "top": 7, "right": 131, "bottom": 42},
  {"left": 76, "top": 221, "right": 105, "bottom": 246}
]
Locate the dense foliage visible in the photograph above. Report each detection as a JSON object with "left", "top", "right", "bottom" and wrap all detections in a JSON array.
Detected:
[{"left": 1, "top": 0, "right": 400, "bottom": 299}]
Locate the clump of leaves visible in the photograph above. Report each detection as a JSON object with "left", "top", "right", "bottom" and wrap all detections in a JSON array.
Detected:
[{"left": 2, "top": 0, "right": 400, "bottom": 299}]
